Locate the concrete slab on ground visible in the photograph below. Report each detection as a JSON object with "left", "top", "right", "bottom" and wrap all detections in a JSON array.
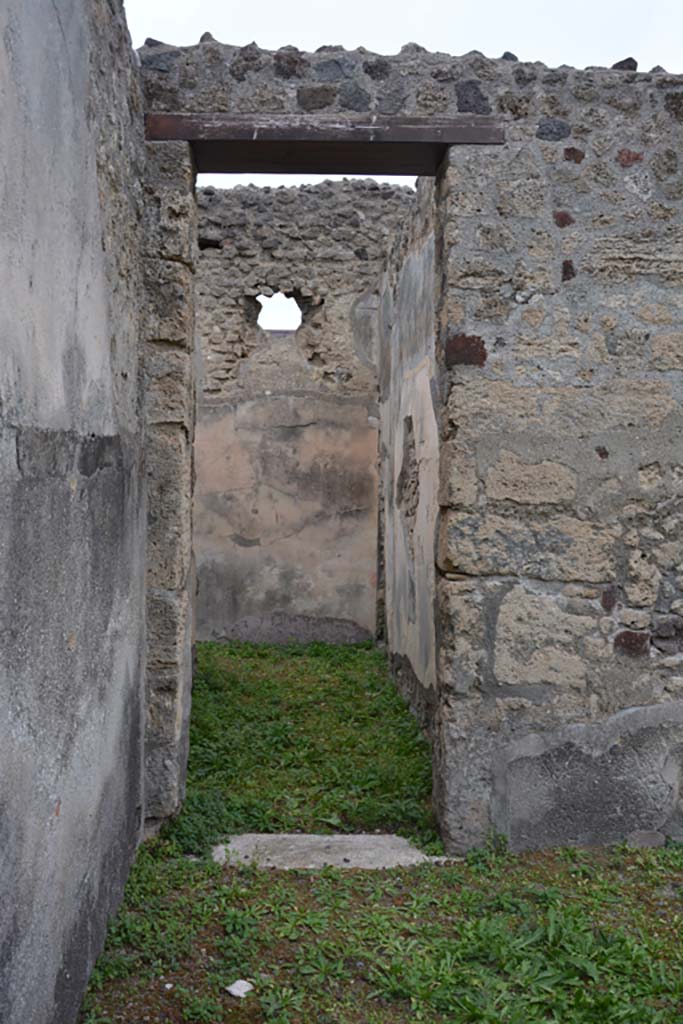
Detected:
[{"left": 212, "top": 833, "right": 432, "bottom": 869}]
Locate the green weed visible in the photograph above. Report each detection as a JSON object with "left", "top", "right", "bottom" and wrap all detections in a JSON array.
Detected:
[
  {"left": 80, "top": 643, "right": 683, "bottom": 1024},
  {"left": 162, "top": 640, "right": 439, "bottom": 854}
]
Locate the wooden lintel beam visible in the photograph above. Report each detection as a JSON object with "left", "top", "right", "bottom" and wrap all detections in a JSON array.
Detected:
[
  {"left": 145, "top": 113, "right": 505, "bottom": 146},
  {"left": 145, "top": 113, "right": 505, "bottom": 175}
]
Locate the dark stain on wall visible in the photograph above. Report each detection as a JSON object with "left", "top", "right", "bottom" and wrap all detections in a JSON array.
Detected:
[{"left": 444, "top": 332, "right": 487, "bottom": 367}]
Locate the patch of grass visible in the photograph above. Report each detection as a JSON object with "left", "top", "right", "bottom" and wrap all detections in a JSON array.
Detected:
[
  {"left": 163, "top": 640, "right": 439, "bottom": 854},
  {"left": 81, "top": 843, "right": 683, "bottom": 1023},
  {"left": 80, "top": 643, "right": 683, "bottom": 1023}
]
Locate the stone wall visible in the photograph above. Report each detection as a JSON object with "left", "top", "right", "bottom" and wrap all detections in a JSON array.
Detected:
[
  {"left": 141, "top": 38, "right": 683, "bottom": 851},
  {"left": 194, "top": 182, "right": 413, "bottom": 642},
  {"left": 139, "top": 36, "right": 680, "bottom": 122},
  {"left": 142, "top": 143, "right": 197, "bottom": 826},
  {"left": 433, "top": 68, "right": 683, "bottom": 852},
  {"left": 0, "top": 2, "right": 146, "bottom": 1021}
]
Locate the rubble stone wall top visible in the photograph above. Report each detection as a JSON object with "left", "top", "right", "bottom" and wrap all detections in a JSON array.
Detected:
[
  {"left": 139, "top": 37, "right": 683, "bottom": 138},
  {"left": 196, "top": 179, "right": 414, "bottom": 403}
]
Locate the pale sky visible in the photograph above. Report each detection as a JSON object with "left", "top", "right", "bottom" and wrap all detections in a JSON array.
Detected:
[
  {"left": 124, "top": 0, "right": 680, "bottom": 191},
  {"left": 124, "top": 0, "right": 679, "bottom": 74}
]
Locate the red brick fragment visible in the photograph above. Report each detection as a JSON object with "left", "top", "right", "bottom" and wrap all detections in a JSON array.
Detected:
[
  {"left": 616, "top": 148, "right": 643, "bottom": 168},
  {"left": 601, "top": 586, "right": 617, "bottom": 613},
  {"left": 445, "top": 332, "right": 487, "bottom": 367},
  {"left": 553, "top": 210, "right": 575, "bottom": 228},
  {"left": 614, "top": 630, "right": 650, "bottom": 656},
  {"left": 564, "top": 146, "right": 585, "bottom": 163},
  {"left": 562, "top": 259, "right": 576, "bottom": 282}
]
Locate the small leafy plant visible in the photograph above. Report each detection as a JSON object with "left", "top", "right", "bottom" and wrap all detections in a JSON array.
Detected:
[{"left": 79, "top": 642, "right": 683, "bottom": 1024}]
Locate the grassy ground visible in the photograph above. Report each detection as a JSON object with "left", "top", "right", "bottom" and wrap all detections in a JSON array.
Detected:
[
  {"left": 165, "top": 640, "right": 439, "bottom": 854},
  {"left": 80, "top": 642, "right": 683, "bottom": 1024}
]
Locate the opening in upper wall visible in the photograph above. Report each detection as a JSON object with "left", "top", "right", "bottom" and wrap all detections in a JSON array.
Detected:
[{"left": 256, "top": 292, "right": 303, "bottom": 331}]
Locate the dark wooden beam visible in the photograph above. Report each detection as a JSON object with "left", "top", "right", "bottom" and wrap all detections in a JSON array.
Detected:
[
  {"left": 145, "top": 113, "right": 504, "bottom": 175},
  {"left": 188, "top": 140, "right": 448, "bottom": 176}
]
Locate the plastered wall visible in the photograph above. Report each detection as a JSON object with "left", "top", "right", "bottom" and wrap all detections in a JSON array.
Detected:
[
  {"left": 378, "top": 179, "right": 441, "bottom": 723},
  {"left": 193, "top": 182, "right": 413, "bottom": 642},
  {"left": 0, "top": 2, "right": 146, "bottom": 1021}
]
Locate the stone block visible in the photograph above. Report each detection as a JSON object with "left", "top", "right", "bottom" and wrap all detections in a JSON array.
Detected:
[
  {"left": 143, "top": 187, "right": 197, "bottom": 266},
  {"left": 626, "top": 830, "right": 666, "bottom": 848},
  {"left": 297, "top": 84, "right": 337, "bottom": 110},
  {"left": 495, "top": 585, "right": 596, "bottom": 688},
  {"left": 146, "top": 665, "right": 189, "bottom": 745},
  {"left": 624, "top": 549, "right": 662, "bottom": 607},
  {"left": 143, "top": 259, "right": 195, "bottom": 346},
  {"left": 447, "top": 254, "right": 509, "bottom": 291},
  {"left": 145, "top": 577, "right": 194, "bottom": 823},
  {"left": 146, "top": 671, "right": 180, "bottom": 741},
  {"left": 144, "top": 741, "right": 189, "bottom": 821},
  {"left": 432, "top": 696, "right": 502, "bottom": 853},
  {"left": 438, "top": 510, "right": 617, "bottom": 582},
  {"left": 497, "top": 179, "right": 548, "bottom": 216},
  {"left": 145, "top": 140, "right": 196, "bottom": 191},
  {"left": 437, "top": 578, "right": 490, "bottom": 693},
  {"left": 448, "top": 380, "right": 675, "bottom": 436},
  {"left": 651, "top": 332, "right": 683, "bottom": 369},
  {"left": 438, "top": 441, "right": 478, "bottom": 507},
  {"left": 145, "top": 344, "right": 194, "bottom": 428},
  {"left": 486, "top": 450, "right": 577, "bottom": 505},
  {"left": 146, "top": 426, "right": 192, "bottom": 590},
  {"left": 586, "top": 236, "right": 683, "bottom": 283},
  {"left": 146, "top": 586, "right": 192, "bottom": 673}
]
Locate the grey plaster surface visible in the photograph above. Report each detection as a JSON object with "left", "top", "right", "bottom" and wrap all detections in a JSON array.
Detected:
[
  {"left": 193, "top": 184, "right": 412, "bottom": 645},
  {"left": 212, "top": 833, "right": 432, "bottom": 869},
  {"left": 378, "top": 182, "right": 440, "bottom": 718},
  {"left": 494, "top": 702, "right": 683, "bottom": 851},
  {"left": 0, "top": 2, "right": 145, "bottom": 1022}
]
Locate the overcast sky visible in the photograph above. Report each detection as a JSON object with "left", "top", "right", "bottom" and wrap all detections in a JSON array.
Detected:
[{"left": 124, "top": 0, "right": 679, "bottom": 189}]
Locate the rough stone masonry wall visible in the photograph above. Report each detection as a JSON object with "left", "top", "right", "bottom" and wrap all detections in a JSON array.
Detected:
[
  {"left": 194, "top": 181, "right": 413, "bottom": 642},
  {"left": 435, "top": 65, "right": 683, "bottom": 852},
  {"left": 1, "top": 2, "right": 146, "bottom": 1022},
  {"left": 141, "top": 39, "right": 683, "bottom": 851},
  {"left": 142, "top": 142, "right": 197, "bottom": 826}
]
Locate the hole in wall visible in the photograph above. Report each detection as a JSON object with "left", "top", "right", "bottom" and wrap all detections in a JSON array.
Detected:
[
  {"left": 256, "top": 292, "right": 303, "bottom": 331},
  {"left": 198, "top": 236, "right": 222, "bottom": 251}
]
